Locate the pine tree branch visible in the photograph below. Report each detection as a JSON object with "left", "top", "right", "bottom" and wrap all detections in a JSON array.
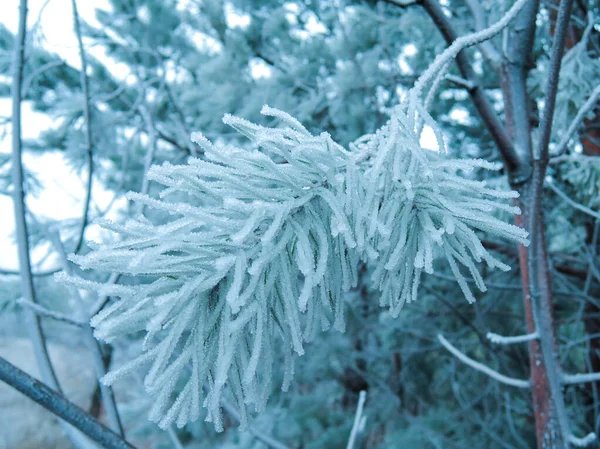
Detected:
[
  {"left": 499, "top": 0, "right": 539, "bottom": 186},
  {"left": 437, "top": 334, "right": 530, "bottom": 388},
  {"left": 522, "top": 1, "right": 575, "bottom": 446},
  {"left": 0, "top": 356, "right": 135, "bottom": 449},
  {"left": 71, "top": 0, "right": 94, "bottom": 254},
  {"left": 415, "top": 0, "right": 523, "bottom": 183}
]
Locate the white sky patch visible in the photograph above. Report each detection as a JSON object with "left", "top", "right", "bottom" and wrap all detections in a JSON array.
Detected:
[
  {"left": 304, "top": 15, "right": 327, "bottom": 35},
  {"left": 395, "top": 85, "right": 408, "bottom": 102},
  {"left": 0, "top": 105, "right": 125, "bottom": 270},
  {"left": 403, "top": 44, "right": 418, "bottom": 57},
  {"left": 420, "top": 126, "right": 439, "bottom": 152},
  {"left": 397, "top": 56, "right": 412, "bottom": 75},
  {"left": 283, "top": 2, "right": 300, "bottom": 13},
  {"left": 1, "top": 0, "right": 111, "bottom": 70},
  {"left": 0, "top": 1, "right": 120, "bottom": 271},
  {"left": 449, "top": 106, "right": 471, "bottom": 125},
  {"left": 285, "top": 13, "right": 298, "bottom": 26},
  {"left": 179, "top": 24, "right": 222, "bottom": 55},
  {"left": 225, "top": 3, "right": 251, "bottom": 30},
  {"left": 137, "top": 5, "right": 151, "bottom": 25},
  {"left": 249, "top": 58, "right": 273, "bottom": 80}
]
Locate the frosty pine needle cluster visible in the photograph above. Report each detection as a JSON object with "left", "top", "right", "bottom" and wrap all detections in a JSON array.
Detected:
[
  {"left": 55, "top": 0, "right": 534, "bottom": 429},
  {"left": 58, "top": 103, "right": 528, "bottom": 430}
]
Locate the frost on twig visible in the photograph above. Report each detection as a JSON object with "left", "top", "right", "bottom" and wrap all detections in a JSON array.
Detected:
[
  {"left": 438, "top": 334, "right": 530, "bottom": 388},
  {"left": 487, "top": 331, "right": 538, "bottom": 345},
  {"left": 346, "top": 390, "right": 367, "bottom": 449},
  {"left": 569, "top": 432, "right": 597, "bottom": 447}
]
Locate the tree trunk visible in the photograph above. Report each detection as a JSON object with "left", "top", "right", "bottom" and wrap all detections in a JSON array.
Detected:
[{"left": 501, "top": 1, "right": 570, "bottom": 446}]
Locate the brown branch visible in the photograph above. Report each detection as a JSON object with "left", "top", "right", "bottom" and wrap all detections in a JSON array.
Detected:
[{"left": 416, "top": 0, "right": 525, "bottom": 184}]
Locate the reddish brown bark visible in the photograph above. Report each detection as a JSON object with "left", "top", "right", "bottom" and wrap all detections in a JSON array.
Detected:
[
  {"left": 515, "top": 213, "right": 555, "bottom": 445},
  {"left": 549, "top": 0, "right": 600, "bottom": 429}
]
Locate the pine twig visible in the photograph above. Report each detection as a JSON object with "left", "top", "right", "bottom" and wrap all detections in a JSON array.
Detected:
[
  {"left": 535, "top": 0, "right": 575, "bottom": 164},
  {"left": 552, "top": 84, "right": 600, "bottom": 158},
  {"left": 346, "top": 390, "right": 367, "bottom": 449},
  {"left": 16, "top": 298, "right": 86, "bottom": 328},
  {"left": 167, "top": 426, "right": 184, "bottom": 449},
  {"left": 71, "top": 0, "right": 94, "bottom": 254},
  {"left": 546, "top": 181, "right": 600, "bottom": 220},
  {"left": 414, "top": 0, "right": 524, "bottom": 183},
  {"left": 0, "top": 267, "right": 60, "bottom": 277},
  {"left": 487, "top": 331, "right": 538, "bottom": 345},
  {"left": 437, "top": 334, "right": 530, "bottom": 388},
  {"left": 0, "top": 356, "right": 135, "bottom": 449}
]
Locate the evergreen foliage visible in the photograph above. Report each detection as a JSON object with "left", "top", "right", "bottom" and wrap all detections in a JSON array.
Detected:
[{"left": 1, "top": 0, "right": 599, "bottom": 447}]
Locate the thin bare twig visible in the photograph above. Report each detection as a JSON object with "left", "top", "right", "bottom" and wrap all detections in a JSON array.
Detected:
[
  {"left": 546, "top": 181, "right": 600, "bottom": 220},
  {"left": 535, "top": 0, "right": 574, "bottom": 164},
  {"left": 414, "top": 0, "right": 523, "bottom": 182},
  {"left": 11, "top": 0, "right": 61, "bottom": 399},
  {"left": 562, "top": 371, "right": 600, "bottom": 385},
  {"left": 487, "top": 331, "right": 538, "bottom": 345},
  {"left": 138, "top": 105, "right": 157, "bottom": 215},
  {"left": 568, "top": 433, "right": 597, "bottom": 447},
  {"left": 437, "top": 334, "right": 530, "bottom": 388},
  {"left": 346, "top": 390, "right": 367, "bottom": 449},
  {"left": 464, "top": 0, "right": 502, "bottom": 67},
  {"left": 167, "top": 426, "right": 184, "bottom": 449},
  {"left": 72, "top": 0, "right": 94, "bottom": 254},
  {"left": 16, "top": 298, "right": 86, "bottom": 328},
  {"left": 552, "top": 84, "right": 600, "bottom": 158},
  {"left": 0, "top": 267, "right": 60, "bottom": 276},
  {"left": 220, "top": 397, "right": 291, "bottom": 449}
]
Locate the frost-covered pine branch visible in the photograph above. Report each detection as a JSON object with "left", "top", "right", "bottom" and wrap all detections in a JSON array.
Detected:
[
  {"left": 58, "top": 100, "right": 528, "bottom": 430},
  {"left": 58, "top": 12, "right": 530, "bottom": 427},
  {"left": 60, "top": 106, "right": 361, "bottom": 430}
]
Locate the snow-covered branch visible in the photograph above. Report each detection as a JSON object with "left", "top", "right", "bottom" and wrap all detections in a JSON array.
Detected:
[
  {"left": 346, "top": 390, "right": 367, "bottom": 449},
  {"left": 438, "top": 334, "right": 530, "bottom": 388},
  {"left": 487, "top": 331, "right": 538, "bottom": 345}
]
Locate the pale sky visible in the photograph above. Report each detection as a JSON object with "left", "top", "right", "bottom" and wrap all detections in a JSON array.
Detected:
[{"left": 0, "top": 0, "right": 120, "bottom": 272}]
